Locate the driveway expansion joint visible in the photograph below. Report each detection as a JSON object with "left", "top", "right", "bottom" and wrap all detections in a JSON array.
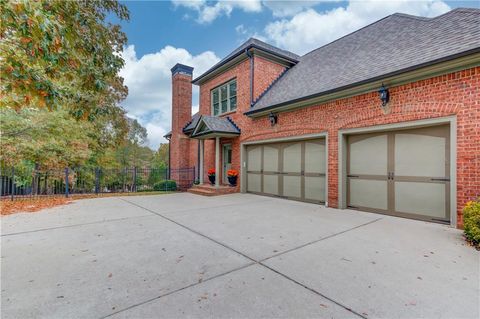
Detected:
[
  {"left": 1, "top": 214, "right": 153, "bottom": 237},
  {"left": 118, "top": 197, "right": 371, "bottom": 319},
  {"left": 260, "top": 217, "right": 383, "bottom": 263}
]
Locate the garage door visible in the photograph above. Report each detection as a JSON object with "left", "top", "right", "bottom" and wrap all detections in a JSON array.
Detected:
[
  {"left": 347, "top": 125, "right": 450, "bottom": 223},
  {"left": 246, "top": 139, "right": 326, "bottom": 203}
]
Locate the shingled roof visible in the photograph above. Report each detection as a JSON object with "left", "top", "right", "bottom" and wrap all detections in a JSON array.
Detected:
[
  {"left": 183, "top": 112, "right": 201, "bottom": 133},
  {"left": 192, "top": 38, "right": 299, "bottom": 85},
  {"left": 247, "top": 8, "right": 480, "bottom": 114},
  {"left": 191, "top": 115, "right": 241, "bottom": 138}
]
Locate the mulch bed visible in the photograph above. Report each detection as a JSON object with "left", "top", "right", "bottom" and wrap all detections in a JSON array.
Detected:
[
  {"left": 0, "top": 197, "right": 74, "bottom": 216},
  {"left": 0, "top": 191, "right": 174, "bottom": 216}
]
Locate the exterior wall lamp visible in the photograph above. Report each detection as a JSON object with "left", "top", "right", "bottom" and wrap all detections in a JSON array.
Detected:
[
  {"left": 268, "top": 112, "right": 278, "bottom": 126},
  {"left": 378, "top": 84, "right": 390, "bottom": 107}
]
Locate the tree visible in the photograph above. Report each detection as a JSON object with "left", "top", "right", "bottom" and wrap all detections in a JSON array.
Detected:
[
  {"left": 0, "top": 0, "right": 129, "bottom": 118},
  {"left": 0, "top": 107, "right": 94, "bottom": 169},
  {"left": 0, "top": 0, "right": 130, "bottom": 169},
  {"left": 153, "top": 143, "right": 169, "bottom": 169}
]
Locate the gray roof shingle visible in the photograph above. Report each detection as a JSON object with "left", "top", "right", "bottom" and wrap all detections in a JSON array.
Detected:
[
  {"left": 191, "top": 115, "right": 241, "bottom": 137},
  {"left": 249, "top": 8, "right": 480, "bottom": 113},
  {"left": 192, "top": 38, "right": 299, "bottom": 84},
  {"left": 183, "top": 112, "right": 201, "bottom": 132}
]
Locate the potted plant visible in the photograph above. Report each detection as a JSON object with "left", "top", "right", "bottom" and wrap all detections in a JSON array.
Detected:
[
  {"left": 227, "top": 169, "right": 238, "bottom": 186},
  {"left": 207, "top": 169, "right": 215, "bottom": 185}
]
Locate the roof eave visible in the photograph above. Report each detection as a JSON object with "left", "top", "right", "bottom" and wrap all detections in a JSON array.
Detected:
[
  {"left": 245, "top": 48, "right": 480, "bottom": 118},
  {"left": 190, "top": 131, "right": 240, "bottom": 139},
  {"left": 192, "top": 44, "right": 299, "bottom": 85}
]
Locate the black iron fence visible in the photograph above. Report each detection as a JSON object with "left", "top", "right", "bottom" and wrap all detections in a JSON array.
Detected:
[{"left": 0, "top": 166, "right": 195, "bottom": 200}]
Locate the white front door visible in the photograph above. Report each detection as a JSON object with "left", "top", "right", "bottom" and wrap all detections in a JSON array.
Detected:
[{"left": 223, "top": 144, "right": 232, "bottom": 184}]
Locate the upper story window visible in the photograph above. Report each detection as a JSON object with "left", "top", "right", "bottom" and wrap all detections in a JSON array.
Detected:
[{"left": 211, "top": 79, "right": 237, "bottom": 116}]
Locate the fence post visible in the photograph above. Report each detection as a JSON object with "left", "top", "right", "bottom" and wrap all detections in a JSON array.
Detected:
[
  {"left": 95, "top": 168, "right": 100, "bottom": 194},
  {"left": 10, "top": 167, "right": 15, "bottom": 201},
  {"left": 133, "top": 167, "right": 137, "bottom": 192},
  {"left": 65, "top": 168, "right": 69, "bottom": 198}
]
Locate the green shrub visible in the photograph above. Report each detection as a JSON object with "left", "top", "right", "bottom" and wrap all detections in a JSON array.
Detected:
[
  {"left": 153, "top": 180, "right": 177, "bottom": 191},
  {"left": 463, "top": 199, "right": 480, "bottom": 248}
]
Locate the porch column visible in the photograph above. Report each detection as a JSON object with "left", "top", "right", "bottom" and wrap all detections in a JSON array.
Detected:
[
  {"left": 199, "top": 139, "right": 204, "bottom": 184},
  {"left": 215, "top": 137, "right": 220, "bottom": 188}
]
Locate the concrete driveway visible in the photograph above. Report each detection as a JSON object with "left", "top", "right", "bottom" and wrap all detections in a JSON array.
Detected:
[{"left": 1, "top": 193, "right": 478, "bottom": 318}]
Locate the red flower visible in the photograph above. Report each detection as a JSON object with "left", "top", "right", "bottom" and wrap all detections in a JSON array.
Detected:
[
  {"left": 227, "top": 169, "right": 238, "bottom": 177},
  {"left": 207, "top": 169, "right": 215, "bottom": 176}
]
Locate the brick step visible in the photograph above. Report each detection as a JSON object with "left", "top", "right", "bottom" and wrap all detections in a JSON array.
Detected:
[
  {"left": 187, "top": 188, "right": 217, "bottom": 196},
  {"left": 188, "top": 184, "right": 238, "bottom": 196}
]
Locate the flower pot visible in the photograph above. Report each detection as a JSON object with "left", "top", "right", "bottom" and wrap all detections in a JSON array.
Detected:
[
  {"left": 227, "top": 175, "right": 237, "bottom": 186},
  {"left": 208, "top": 175, "right": 215, "bottom": 185}
]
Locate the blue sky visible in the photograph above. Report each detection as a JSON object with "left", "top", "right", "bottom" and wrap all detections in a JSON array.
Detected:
[{"left": 116, "top": 0, "right": 479, "bottom": 149}]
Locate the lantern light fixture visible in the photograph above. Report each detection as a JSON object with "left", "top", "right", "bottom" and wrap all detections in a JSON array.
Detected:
[
  {"left": 268, "top": 112, "right": 278, "bottom": 126},
  {"left": 378, "top": 84, "right": 390, "bottom": 107}
]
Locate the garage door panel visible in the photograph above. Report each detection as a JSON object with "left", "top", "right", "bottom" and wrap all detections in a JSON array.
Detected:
[
  {"left": 349, "top": 134, "right": 388, "bottom": 175},
  {"left": 395, "top": 133, "right": 447, "bottom": 177},
  {"left": 283, "top": 176, "right": 301, "bottom": 198},
  {"left": 305, "top": 141, "right": 325, "bottom": 174},
  {"left": 263, "top": 175, "right": 279, "bottom": 195},
  {"left": 283, "top": 143, "right": 302, "bottom": 173},
  {"left": 263, "top": 146, "right": 279, "bottom": 172},
  {"left": 247, "top": 174, "right": 261, "bottom": 193},
  {"left": 349, "top": 179, "right": 388, "bottom": 210},
  {"left": 305, "top": 176, "right": 325, "bottom": 202},
  {"left": 395, "top": 182, "right": 447, "bottom": 218},
  {"left": 247, "top": 147, "right": 262, "bottom": 172}
]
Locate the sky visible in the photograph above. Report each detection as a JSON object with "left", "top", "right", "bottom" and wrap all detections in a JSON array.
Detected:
[{"left": 116, "top": 0, "right": 479, "bottom": 149}]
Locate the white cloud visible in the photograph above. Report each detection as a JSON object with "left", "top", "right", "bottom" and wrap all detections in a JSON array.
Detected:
[
  {"left": 264, "top": 0, "right": 451, "bottom": 55},
  {"left": 263, "top": 0, "right": 339, "bottom": 17},
  {"left": 173, "top": 0, "right": 262, "bottom": 24},
  {"left": 120, "top": 45, "right": 220, "bottom": 149}
]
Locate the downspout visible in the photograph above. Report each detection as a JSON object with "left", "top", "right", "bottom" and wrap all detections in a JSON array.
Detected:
[
  {"left": 245, "top": 48, "right": 254, "bottom": 106},
  {"left": 167, "top": 137, "right": 171, "bottom": 179}
]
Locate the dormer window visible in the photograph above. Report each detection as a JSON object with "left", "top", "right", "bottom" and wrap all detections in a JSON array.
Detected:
[{"left": 211, "top": 79, "right": 237, "bottom": 116}]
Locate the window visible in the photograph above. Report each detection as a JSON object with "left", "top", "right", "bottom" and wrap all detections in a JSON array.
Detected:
[{"left": 211, "top": 79, "right": 237, "bottom": 116}]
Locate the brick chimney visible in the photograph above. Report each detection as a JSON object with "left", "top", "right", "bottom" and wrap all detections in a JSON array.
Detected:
[{"left": 170, "top": 63, "right": 193, "bottom": 170}]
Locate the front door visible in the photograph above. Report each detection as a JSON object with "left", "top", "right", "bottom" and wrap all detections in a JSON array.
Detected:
[{"left": 223, "top": 144, "right": 232, "bottom": 184}]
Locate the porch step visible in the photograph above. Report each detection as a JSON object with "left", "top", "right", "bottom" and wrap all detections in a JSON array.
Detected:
[{"left": 187, "top": 184, "right": 238, "bottom": 196}]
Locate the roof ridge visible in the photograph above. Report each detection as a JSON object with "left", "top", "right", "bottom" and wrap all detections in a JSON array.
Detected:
[{"left": 299, "top": 7, "right": 479, "bottom": 58}]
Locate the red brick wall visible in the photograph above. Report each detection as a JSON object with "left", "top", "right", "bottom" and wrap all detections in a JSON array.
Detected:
[
  {"left": 239, "top": 67, "right": 479, "bottom": 227},
  {"left": 197, "top": 56, "right": 286, "bottom": 187},
  {"left": 176, "top": 53, "right": 479, "bottom": 227},
  {"left": 170, "top": 72, "right": 192, "bottom": 172},
  {"left": 253, "top": 56, "right": 286, "bottom": 101}
]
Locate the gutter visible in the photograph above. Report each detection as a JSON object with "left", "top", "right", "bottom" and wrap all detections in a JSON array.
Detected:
[{"left": 245, "top": 48, "right": 480, "bottom": 117}]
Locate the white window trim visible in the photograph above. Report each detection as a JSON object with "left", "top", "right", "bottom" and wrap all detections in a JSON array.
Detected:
[{"left": 211, "top": 79, "right": 237, "bottom": 116}]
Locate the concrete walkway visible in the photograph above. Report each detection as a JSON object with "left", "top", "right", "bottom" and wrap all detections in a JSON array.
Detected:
[{"left": 1, "top": 193, "right": 478, "bottom": 318}]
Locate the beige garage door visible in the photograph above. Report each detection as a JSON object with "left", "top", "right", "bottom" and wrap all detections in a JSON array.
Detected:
[
  {"left": 347, "top": 125, "right": 450, "bottom": 223},
  {"left": 246, "top": 139, "right": 326, "bottom": 203}
]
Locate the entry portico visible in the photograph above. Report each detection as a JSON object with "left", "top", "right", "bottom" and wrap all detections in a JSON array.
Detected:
[{"left": 189, "top": 115, "right": 240, "bottom": 187}]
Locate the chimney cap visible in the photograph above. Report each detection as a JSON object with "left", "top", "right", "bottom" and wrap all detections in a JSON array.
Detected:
[{"left": 171, "top": 63, "right": 194, "bottom": 76}]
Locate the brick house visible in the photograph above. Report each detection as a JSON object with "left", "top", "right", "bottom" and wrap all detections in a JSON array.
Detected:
[{"left": 165, "top": 8, "right": 480, "bottom": 228}]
